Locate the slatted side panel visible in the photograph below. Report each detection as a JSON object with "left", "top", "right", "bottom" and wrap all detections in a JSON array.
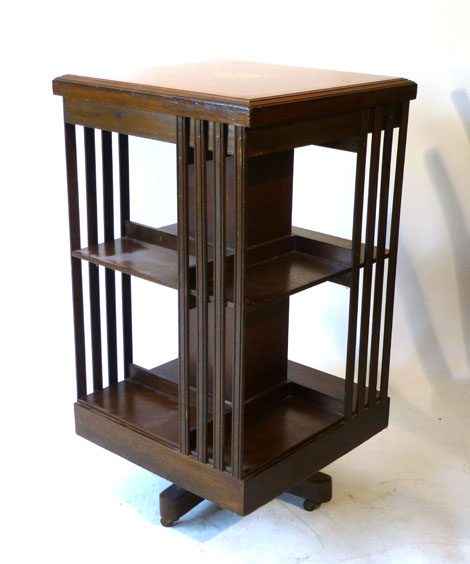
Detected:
[
  {"left": 231, "top": 125, "right": 247, "bottom": 479},
  {"left": 380, "top": 101, "right": 410, "bottom": 399},
  {"left": 344, "top": 101, "right": 410, "bottom": 417},
  {"left": 344, "top": 110, "right": 369, "bottom": 420},
  {"left": 356, "top": 108, "right": 383, "bottom": 413},
  {"left": 213, "top": 122, "right": 227, "bottom": 471},
  {"left": 194, "top": 119, "right": 209, "bottom": 463},
  {"left": 176, "top": 118, "right": 243, "bottom": 473},
  {"left": 65, "top": 120, "right": 136, "bottom": 396},
  {"left": 64, "top": 122, "right": 87, "bottom": 399},
  {"left": 368, "top": 107, "right": 394, "bottom": 405},
  {"left": 177, "top": 116, "right": 191, "bottom": 456},
  {"left": 176, "top": 117, "right": 232, "bottom": 470},
  {"left": 102, "top": 131, "right": 119, "bottom": 386},
  {"left": 84, "top": 127, "right": 103, "bottom": 391},
  {"left": 119, "top": 134, "right": 133, "bottom": 379}
]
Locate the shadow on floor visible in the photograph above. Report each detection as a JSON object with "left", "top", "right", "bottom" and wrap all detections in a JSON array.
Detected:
[{"left": 113, "top": 467, "right": 241, "bottom": 540}]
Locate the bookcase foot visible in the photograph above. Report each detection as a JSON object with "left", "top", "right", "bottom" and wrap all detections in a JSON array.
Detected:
[
  {"left": 159, "top": 484, "right": 204, "bottom": 526},
  {"left": 288, "top": 472, "right": 332, "bottom": 511}
]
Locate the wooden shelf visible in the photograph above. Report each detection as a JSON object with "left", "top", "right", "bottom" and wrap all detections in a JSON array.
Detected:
[
  {"left": 77, "top": 359, "right": 347, "bottom": 476},
  {"left": 79, "top": 379, "right": 194, "bottom": 449},
  {"left": 229, "top": 394, "right": 342, "bottom": 474},
  {"left": 225, "top": 252, "right": 348, "bottom": 311},
  {"left": 72, "top": 222, "right": 358, "bottom": 310},
  {"left": 72, "top": 236, "right": 194, "bottom": 288}
]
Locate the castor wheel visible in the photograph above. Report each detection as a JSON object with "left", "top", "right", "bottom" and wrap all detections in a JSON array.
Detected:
[
  {"left": 160, "top": 517, "right": 177, "bottom": 527},
  {"left": 303, "top": 499, "right": 321, "bottom": 512}
]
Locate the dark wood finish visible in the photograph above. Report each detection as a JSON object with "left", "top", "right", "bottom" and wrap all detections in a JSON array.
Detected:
[
  {"left": 72, "top": 237, "right": 187, "bottom": 288},
  {"left": 84, "top": 127, "right": 103, "bottom": 391},
  {"left": 187, "top": 299, "right": 290, "bottom": 403},
  {"left": 357, "top": 107, "right": 383, "bottom": 412},
  {"left": 65, "top": 98, "right": 177, "bottom": 144},
  {"left": 75, "top": 400, "right": 246, "bottom": 515},
  {"left": 102, "top": 131, "right": 118, "bottom": 385},
  {"left": 226, "top": 251, "right": 349, "bottom": 310},
  {"left": 380, "top": 101, "right": 410, "bottom": 399},
  {"left": 213, "top": 121, "right": 227, "bottom": 471},
  {"left": 76, "top": 359, "right": 367, "bottom": 474},
  {"left": 344, "top": 110, "right": 369, "bottom": 419},
  {"left": 129, "top": 363, "right": 178, "bottom": 397},
  {"left": 177, "top": 116, "right": 191, "bottom": 455},
  {"left": 141, "top": 346, "right": 362, "bottom": 417},
  {"left": 64, "top": 97, "right": 400, "bottom": 158},
  {"left": 231, "top": 126, "right": 246, "bottom": 479},
  {"left": 79, "top": 379, "right": 189, "bottom": 448},
  {"left": 118, "top": 134, "right": 133, "bottom": 379},
  {"left": 159, "top": 484, "right": 204, "bottom": 526},
  {"left": 53, "top": 61, "right": 417, "bottom": 127},
  {"left": 195, "top": 119, "right": 209, "bottom": 463},
  {"left": 56, "top": 61, "right": 415, "bottom": 524},
  {"left": 243, "top": 399, "right": 389, "bottom": 515},
  {"left": 368, "top": 109, "right": 394, "bottom": 404},
  {"left": 72, "top": 221, "right": 391, "bottom": 310},
  {"left": 288, "top": 472, "right": 332, "bottom": 509},
  {"left": 64, "top": 122, "right": 87, "bottom": 399},
  {"left": 74, "top": 392, "right": 389, "bottom": 516}
]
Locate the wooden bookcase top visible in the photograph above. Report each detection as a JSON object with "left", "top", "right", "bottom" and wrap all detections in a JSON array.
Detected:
[{"left": 53, "top": 60, "right": 417, "bottom": 126}]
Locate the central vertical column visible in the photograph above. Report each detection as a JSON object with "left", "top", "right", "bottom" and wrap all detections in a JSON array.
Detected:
[
  {"left": 187, "top": 147, "right": 295, "bottom": 404},
  {"left": 178, "top": 119, "right": 295, "bottom": 475}
]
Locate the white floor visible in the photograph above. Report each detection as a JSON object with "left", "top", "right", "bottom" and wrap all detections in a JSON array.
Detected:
[{"left": 3, "top": 355, "right": 469, "bottom": 564}]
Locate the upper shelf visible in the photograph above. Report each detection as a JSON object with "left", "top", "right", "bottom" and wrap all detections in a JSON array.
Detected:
[
  {"left": 224, "top": 252, "right": 347, "bottom": 310},
  {"left": 53, "top": 60, "right": 417, "bottom": 127},
  {"left": 73, "top": 237, "right": 185, "bottom": 289},
  {"left": 73, "top": 221, "right": 387, "bottom": 311}
]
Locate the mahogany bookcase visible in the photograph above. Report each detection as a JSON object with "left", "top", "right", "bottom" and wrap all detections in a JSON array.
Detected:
[{"left": 53, "top": 61, "right": 416, "bottom": 526}]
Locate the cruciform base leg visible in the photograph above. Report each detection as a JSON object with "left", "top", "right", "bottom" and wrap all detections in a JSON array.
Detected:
[
  {"left": 159, "top": 484, "right": 204, "bottom": 527},
  {"left": 159, "top": 472, "right": 332, "bottom": 526}
]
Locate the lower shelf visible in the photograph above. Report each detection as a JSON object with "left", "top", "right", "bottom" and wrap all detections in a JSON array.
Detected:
[
  {"left": 76, "top": 382, "right": 390, "bottom": 515},
  {"left": 80, "top": 379, "right": 192, "bottom": 449},
  {"left": 78, "top": 360, "right": 348, "bottom": 475},
  {"left": 226, "top": 395, "right": 342, "bottom": 473}
]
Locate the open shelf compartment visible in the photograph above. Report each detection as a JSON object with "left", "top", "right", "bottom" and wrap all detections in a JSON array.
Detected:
[
  {"left": 76, "top": 359, "right": 356, "bottom": 476},
  {"left": 72, "top": 221, "right": 386, "bottom": 311}
]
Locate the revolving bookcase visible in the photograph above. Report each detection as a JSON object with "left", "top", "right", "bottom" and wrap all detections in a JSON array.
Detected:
[{"left": 53, "top": 61, "right": 416, "bottom": 524}]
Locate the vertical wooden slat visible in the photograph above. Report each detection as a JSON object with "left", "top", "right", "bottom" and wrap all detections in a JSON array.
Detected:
[
  {"left": 356, "top": 107, "right": 383, "bottom": 413},
  {"left": 213, "top": 121, "right": 227, "bottom": 471},
  {"left": 64, "top": 122, "right": 87, "bottom": 399},
  {"left": 195, "top": 119, "right": 208, "bottom": 463},
  {"left": 177, "top": 116, "right": 191, "bottom": 456},
  {"left": 380, "top": 101, "right": 410, "bottom": 399},
  {"left": 102, "top": 130, "right": 118, "bottom": 385},
  {"left": 84, "top": 127, "right": 103, "bottom": 392},
  {"left": 344, "top": 109, "right": 369, "bottom": 420},
  {"left": 231, "top": 125, "right": 246, "bottom": 478},
  {"left": 119, "top": 133, "right": 133, "bottom": 379},
  {"left": 368, "top": 108, "right": 394, "bottom": 406}
]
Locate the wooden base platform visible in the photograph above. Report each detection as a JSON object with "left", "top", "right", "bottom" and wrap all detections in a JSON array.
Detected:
[{"left": 75, "top": 358, "right": 389, "bottom": 516}]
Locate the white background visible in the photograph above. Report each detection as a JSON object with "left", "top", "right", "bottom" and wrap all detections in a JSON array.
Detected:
[{"left": 1, "top": 1, "right": 469, "bottom": 563}]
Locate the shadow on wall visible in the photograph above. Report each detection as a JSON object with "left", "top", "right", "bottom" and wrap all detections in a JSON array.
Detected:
[
  {"left": 422, "top": 90, "right": 470, "bottom": 375},
  {"left": 452, "top": 89, "right": 470, "bottom": 144},
  {"left": 398, "top": 245, "right": 454, "bottom": 386},
  {"left": 394, "top": 89, "right": 469, "bottom": 386},
  {"left": 382, "top": 89, "right": 470, "bottom": 458}
]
